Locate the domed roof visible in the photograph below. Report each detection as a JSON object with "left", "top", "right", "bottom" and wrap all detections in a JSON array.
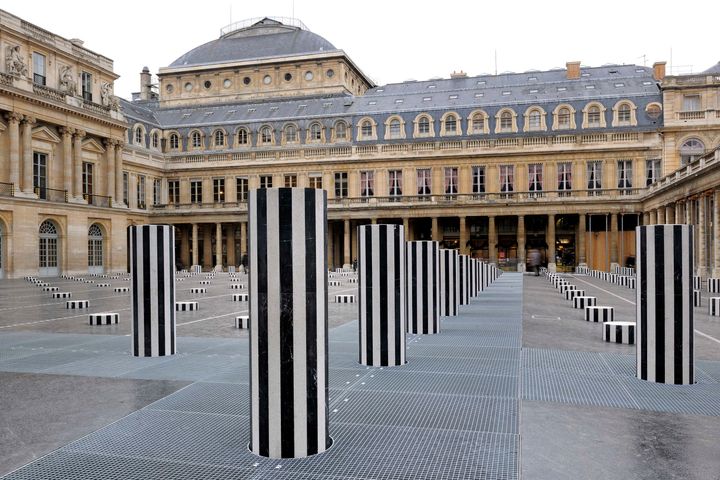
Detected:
[{"left": 169, "top": 18, "right": 338, "bottom": 68}]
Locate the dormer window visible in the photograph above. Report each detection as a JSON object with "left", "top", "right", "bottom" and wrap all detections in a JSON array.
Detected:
[
  {"left": 213, "top": 130, "right": 225, "bottom": 147},
  {"left": 260, "top": 126, "right": 273, "bottom": 145},
  {"left": 169, "top": 133, "right": 179, "bottom": 150},
  {"left": 134, "top": 127, "right": 143, "bottom": 145},
  {"left": 309, "top": 123, "right": 322, "bottom": 142},
  {"left": 237, "top": 128, "right": 249, "bottom": 145},
  {"left": 152, "top": 132, "right": 159, "bottom": 149},
  {"left": 335, "top": 121, "right": 348, "bottom": 141},
  {"left": 191, "top": 131, "right": 202, "bottom": 148}
]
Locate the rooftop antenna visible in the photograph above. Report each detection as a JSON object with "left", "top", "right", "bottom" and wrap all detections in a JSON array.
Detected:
[{"left": 637, "top": 54, "right": 647, "bottom": 66}]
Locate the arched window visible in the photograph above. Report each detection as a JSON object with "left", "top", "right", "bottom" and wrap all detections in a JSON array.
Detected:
[
  {"left": 361, "top": 120, "right": 373, "bottom": 138},
  {"left": 151, "top": 132, "right": 159, "bottom": 149},
  {"left": 284, "top": 124, "right": 297, "bottom": 143},
  {"left": 169, "top": 133, "right": 179, "bottom": 150},
  {"left": 213, "top": 130, "right": 225, "bottom": 147},
  {"left": 500, "top": 111, "right": 513, "bottom": 131},
  {"left": 260, "top": 126, "right": 273, "bottom": 144},
  {"left": 134, "top": 127, "right": 143, "bottom": 145},
  {"left": 334, "top": 121, "right": 347, "bottom": 141},
  {"left": 528, "top": 110, "right": 542, "bottom": 130},
  {"left": 444, "top": 114, "right": 457, "bottom": 134},
  {"left": 309, "top": 123, "right": 322, "bottom": 141},
  {"left": 680, "top": 138, "right": 705, "bottom": 165},
  {"left": 418, "top": 116, "right": 430, "bottom": 134},
  {"left": 618, "top": 103, "right": 631, "bottom": 124},
  {"left": 558, "top": 107, "right": 571, "bottom": 128},
  {"left": 237, "top": 128, "right": 249, "bottom": 145},
  {"left": 588, "top": 106, "right": 601, "bottom": 127},
  {"left": 39, "top": 220, "right": 59, "bottom": 277},
  {"left": 191, "top": 131, "right": 202, "bottom": 148},
  {"left": 388, "top": 118, "right": 402, "bottom": 138},
  {"left": 88, "top": 224, "right": 103, "bottom": 274},
  {"left": 471, "top": 113, "right": 485, "bottom": 133}
]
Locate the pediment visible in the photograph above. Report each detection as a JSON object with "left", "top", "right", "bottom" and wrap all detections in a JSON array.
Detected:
[
  {"left": 31, "top": 125, "right": 61, "bottom": 143},
  {"left": 82, "top": 138, "right": 106, "bottom": 153}
]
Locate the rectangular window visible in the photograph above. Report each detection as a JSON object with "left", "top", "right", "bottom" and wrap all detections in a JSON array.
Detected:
[
  {"left": 417, "top": 168, "right": 431, "bottom": 196},
  {"left": 472, "top": 166, "right": 485, "bottom": 195},
  {"left": 499, "top": 165, "right": 514, "bottom": 194},
  {"left": 388, "top": 170, "right": 402, "bottom": 198},
  {"left": 528, "top": 163, "right": 543, "bottom": 194},
  {"left": 137, "top": 175, "right": 146, "bottom": 209},
  {"left": 500, "top": 114, "right": 512, "bottom": 130},
  {"left": 153, "top": 178, "right": 161, "bottom": 206},
  {"left": 213, "top": 178, "right": 225, "bottom": 203},
  {"left": 190, "top": 179, "right": 202, "bottom": 204},
  {"left": 588, "top": 109, "right": 601, "bottom": 127},
  {"left": 683, "top": 95, "right": 701, "bottom": 112},
  {"left": 123, "top": 172, "right": 129, "bottom": 204},
  {"left": 444, "top": 167, "right": 458, "bottom": 195},
  {"left": 617, "top": 160, "right": 633, "bottom": 192},
  {"left": 259, "top": 175, "right": 272, "bottom": 189},
  {"left": 284, "top": 174, "right": 297, "bottom": 188},
  {"left": 32, "top": 52, "right": 46, "bottom": 86},
  {"left": 82, "top": 162, "right": 93, "bottom": 197},
  {"left": 81, "top": 71, "right": 92, "bottom": 102},
  {"left": 645, "top": 159, "right": 661, "bottom": 186},
  {"left": 168, "top": 179, "right": 179, "bottom": 204},
  {"left": 33, "top": 152, "right": 48, "bottom": 199},
  {"left": 587, "top": 161, "right": 602, "bottom": 195},
  {"left": 360, "top": 171, "right": 374, "bottom": 197},
  {"left": 334, "top": 172, "right": 348, "bottom": 198},
  {"left": 309, "top": 173, "right": 323, "bottom": 189},
  {"left": 557, "top": 162, "right": 572, "bottom": 196},
  {"left": 236, "top": 177, "right": 248, "bottom": 201}
]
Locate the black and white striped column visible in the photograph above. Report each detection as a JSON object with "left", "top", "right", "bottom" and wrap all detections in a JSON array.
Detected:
[
  {"left": 249, "top": 187, "right": 330, "bottom": 458},
  {"left": 129, "top": 224, "right": 176, "bottom": 357},
  {"left": 406, "top": 240, "right": 440, "bottom": 334},
  {"left": 358, "top": 224, "right": 405, "bottom": 367},
  {"left": 636, "top": 224, "right": 694, "bottom": 385},
  {"left": 439, "top": 249, "right": 459, "bottom": 317},
  {"left": 458, "top": 254, "right": 470, "bottom": 305}
]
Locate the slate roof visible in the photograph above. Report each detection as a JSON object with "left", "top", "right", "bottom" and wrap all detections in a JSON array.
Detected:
[{"left": 702, "top": 61, "right": 720, "bottom": 74}]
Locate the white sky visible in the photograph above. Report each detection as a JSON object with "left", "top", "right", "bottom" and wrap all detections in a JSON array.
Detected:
[{"left": 3, "top": 0, "right": 718, "bottom": 99}]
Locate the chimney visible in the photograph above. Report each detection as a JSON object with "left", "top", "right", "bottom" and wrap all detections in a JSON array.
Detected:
[
  {"left": 450, "top": 70, "right": 467, "bottom": 79},
  {"left": 140, "top": 66, "right": 152, "bottom": 101},
  {"left": 653, "top": 61, "right": 666, "bottom": 81},
  {"left": 566, "top": 61, "right": 581, "bottom": 80}
]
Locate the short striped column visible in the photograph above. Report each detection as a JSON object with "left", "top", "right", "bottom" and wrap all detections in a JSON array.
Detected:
[
  {"left": 249, "top": 187, "right": 330, "bottom": 458},
  {"left": 636, "top": 224, "right": 694, "bottom": 385},
  {"left": 573, "top": 296, "right": 596, "bottom": 309},
  {"left": 129, "top": 224, "right": 176, "bottom": 357},
  {"left": 603, "top": 322, "right": 636, "bottom": 344},
  {"left": 89, "top": 313, "right": 119, "bottom": 325},
  {"left": 458, "top": 254, "right": 470, "bottom": 306},
  {"left": 708, "top": 278, "right": 720, "bottom": 293},
  {"left": 406, "top": 240, "right": 440, "bottom": 334},
  {"left": 709, "top": 297, "right": 720, "bottom": 316},
  {"left": 693, "top": 290, "right": 702, "bottom": 307},
  {"left": 565, "top": 289, "right": 584, "bottom": 301},
  {"left": 586, "top": 306, "right": 614, "bottom": 323},
  {"left": 693, "top": 276, "right": 701, "bottom": 290},
  {"left": 439, "top": 249, "right": 459, "bottom": 317},
  {"left": 358, "top": 224, "right": 406, "bottom": 367}
]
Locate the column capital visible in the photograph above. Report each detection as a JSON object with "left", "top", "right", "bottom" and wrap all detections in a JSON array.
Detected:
[
  {"left": 21, "top": 115, "right": 36, "bottom": 125},
  {"left": 103, "top": 138, "right": 116, "bottom": 148},
  {"left": 74, "top": 129, "right": 86, "bottom": 139},
  {"left": 58, "top": 126, "right": 75, "bottom": 137},
  {"left": 4, "top": 112, "right": 22, "bottom": 124}
]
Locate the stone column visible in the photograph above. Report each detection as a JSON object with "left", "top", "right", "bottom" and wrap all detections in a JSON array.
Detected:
[
  {"left": 675, "top": 202, "right": 683, "bottom": 225},
  {"left": 203, "top": 225, "right": 212, "bottom": 268},
  {"left": 240, "top": 221, "right": 248, "bottom": 268},
  {"left": 636, "top": 224, "right": 694, "bottom": 385},
  {"left": 343, "top": 218, "right": 350, "bottom": 268},
  {"left": 191, "top": 223, "right": 199, "bottom": 267},
  {"left": 666, "top": 204, "right": 675, "bottom": 224},
  {"left": 403, "top": 217, "right": 411, "bottom": 241},
  {"left": 715, "top": 192, "right": 720, "bottom": 277},
  {"left": 459, "top": 216, "right": 468, "bottom": 255},
  {"left": 488, "top": 215, "right": 497, "bottom": 264},
  {"left": 129, "top": 225, "right": 176, "bottom": 357},
  {"left": 104, "top": 139, "right": 116, "bottom": 201},
  {"left": 547, "top": 214, "right": 556, "bottom": 272},
  {"left": 21, "top": 116, "right": 36, "bottom": 195},
  {"left": 698, "top": 196, "right": 707, "bottom": 277},
  {"left": 180, "top": 226, "right": 190, "bottom": 268},
  {"left": 358, "top": 224, "right": 406, "bottom": 366},
  {"left": 431, "top": 217, "right": 440, "bottom": 242},
  {"left": 215, "top": 222, "right": 222, "bottom": 270},
  {"left": 657, "top": 206, "right": 666, "bottom": 224},
  {"left": 578, "top": 214, "right": 587, "bottom": 266},
  {"left": 517, "top": 215, "right": 526, "bottom": 272},
  {"left": 5, "top": 113, "right": 21, "bottom": 192},
  {"left": 73, "top": 130, "right": 86, "bottom": 201},
  {"left": 327, "top": 221, "right": 334, "bottom": 269},
  {"left": 226, "top": 224, "right": 236, "bottom": 267},
  {"left": 58, "top": 127, "right": 74, "bottom": 196},
  {"left": 649, "top": 209, "right": 657, "bottom": 225},
  {"left": 610, "top": 213, "right": 619, "bottom": 270},
  {"left": 249, "top": 187, "right": 329, "bottom": 458},
  {"left": 406, "top": 240, "right": 440, "bottom": 334},
  {"left": 114, "top": 141, "right": 125, "bottom": 206},
  {"left": 643, "top": 211, "right": 650, "bottom": 225}
]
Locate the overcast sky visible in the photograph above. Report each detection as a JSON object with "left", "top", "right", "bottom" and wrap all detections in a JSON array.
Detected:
[{"left": 4, "top": 0, "right": 718, "bottom": 98}]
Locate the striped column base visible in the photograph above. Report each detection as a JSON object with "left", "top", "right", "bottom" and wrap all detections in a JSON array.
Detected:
[
  {"left": 233, "top": 293, "right": 249, "bottom": 302},
  {"left": 74, "top": 278, "right": 84, "bottom": 282},
  {"left": 603, "top": 322, "right": 635, "bottom": 344},
  {"left": 328, "top": 281, "right": 341, "bottom": 287},
  {"left": 52, "top": 292, "right": 72, "bottom": 299},
  {"left": 89, "top": 312, "right": 119, "bottom": 325},
  {"left": 347, "top": 278, "right": 358, "bottom": 284},
  {"left": 230, "top": 284, "right": 245, "bottom": 289},
  {"left": 35, "top": 283, "right": 49, "bottom": 288},
  {"left": 586, "top": 306, "right": 614, "bottom": 323},
  {"left": 626, "top": 278, "right": 636, "bottom": 289},
  {"left": 66, "top": 300, "right": 89, "bottom": 309},
  {"left": 205, "top": 275, "right": 215, "bottom": 279},
  {"left": 96, "top": 283, "right": 111, "bottom": 288},
  {"left": 608, "top": 273, "right": 619, "bottom": 284},
  {"left": 709, "top": 297, "right": 720, "bottom": 316},
  {"left": 559, "top": 284, "right": 578, "bottom": 294},
  {"left": 228, "top": 266, "right": 236, "bottom": 273},
  {"left": 190, "top": 288, "right": 207, "bottom": 294},
  {"left": 694, "top": 290, "right": 702, "bottom": 307},
  {"left": 83, "top": 280, "right": 95, "bottom": 284},
  {"left": 176, "top": 278, "right": 185, "bottom": 282},
  {"left": 335, "top": 294, "right": 356, "bottom": 303},
  {"left": 694, "top": 276, "right": 701, "bottom": 290},
  {"left": 42, "top": 286, "right": 59, "bottom": 292},
  {"left": 114, "top": 287, "right": 129, "bottom": 293},
  {"left": 176, "top": 301, "right": 198, "bottom": 311},
  {"left": 565, "top": 289, "right": 585, "bottom": 301},
  {"left": 199, "top": 280, "right": 212, "bottom": 285},
  {"left": 235, "top": 315, "right": 249, "bottom": 329},
  {"left": 708, "top": 278, "right": 720, "bottom": 293},
  {"left": 573, "top": 296, "right": 596, "bottom": 309}
]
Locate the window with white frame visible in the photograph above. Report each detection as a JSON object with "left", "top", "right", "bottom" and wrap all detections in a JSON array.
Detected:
[
  {"left": 444, "top": 115, "right": 458, "bottom": 134},
  {"left": 260, "top": 127, "right": 273, "bottom": 145},
  {"left": 82, "top": 162, "right": 93, "bottom": 197},
  {"left": 618, "top": 103, "right": 632, "bottom": 124},
  {"left": 169, "top": 133, "right": 179, "bottom": 150},
  {"left": 168, "top": 179, "right": 179, "bottom": 204},
  {"left": 472, "top": 166, "right": 485, "bottom": 194},
  {"left": 417, "top": 169, "right": 431, "bottom": 196},
  {"left": 309, "top": 173, "right": 323, "bottom": 189},
  {"left": 471, "top": 113, "right": 485, "bottom": 133},
  {"left": 588, "top": 106, "right": 601, "bottom": 127},
  {"left": 284, "top": 124, "right": 297, "bottom": 143},
  {"left": 360, "top": 120, "right": 373, "bottom": 138},
  {"left": 334, "top": 121, "right": 347, "bottom": 141},
  {"left": 645, "top": 159, "right": 661, "bottom": 186},
  {"left": 152, "top": 132, "right": 159, "bottom": 149},
  {"left": 418, "top": 116, "right": 431, "bottom": 135},
  {"left": 499, "top": 165, "right": 514, "bottom": 193},
  {"left": 682, "top": 95, "right": 701, "bottom": 112},
  {"left": 137, "top": 175, "right": 146, "bottom": 209},
  {"left": 236, "top": 177, "right": 248, "bottom": 201},
  {"left": 309, "top": 123, "right": 322, "bottom": 142},
  {"left": 134, "top": 127, "right": 143, "bottom": 145},
  {"left": 214, "top": 130, "right": 225, "bottom": 147},
  {"left": 32, "top": 52, "right": 46, "bottom": 85},
  {"left": 500, "top": 111, "right": 513, "bottom": 131},
  {"left": 617, "top": 160, "right": 632, "bottom": 191},
  {"left": 213, "top": 178, "right": 225, "bottom": 203},
  {"left": 190, "top": 179, "right": 202, "bottom": 204},
  {"left": 360, "top": 171, "right": 374, "bottom": 197},
  {"left": 81, "top": 71, "right": 92, "bottom": 102},
  {"left": 334, "top": 172, "right": 348, "bottom": 198},
  {"left": 388, "top": 119, "right": 402, "bottom": 138},
  {"left": 123, "top": 172, "right": 129, "bottom": 204},
  {"left": 153, "top": 178, "right": 161, "bottom": 206},
  {"left": 557, "top": 107, "right": 571, "bottom": 128},
  {"left": 388, "top": 170, "right": 402, "bottom": 197},
  {"left": 237, "top": 128, "right": 249, "bottom": 145},
  {"left": 528, "top": 164, "right": 543, "bottom": 192},
  {"left": 191, "top": 131, "right": 202, "bottom": 148},
  {"left": 557, "top": 162, "right": 572, "bottom": 195},
  {"left": 284, "top": 174, "right": 297, "bottom": 187},
  {"left": 444, "top": 167, "right": 458, "bottom": 195},
  {"left": 680, "top": 138, "right": 705, "bottom": 165},
  {"left": 259, "top": 175, "right": 273, "bottom": 189},
  {"left": 587, "top": 161, "right": 602, "bottom": 193},
  {"left": 528, "top": 110, "right": 542, "bottom": 131}
]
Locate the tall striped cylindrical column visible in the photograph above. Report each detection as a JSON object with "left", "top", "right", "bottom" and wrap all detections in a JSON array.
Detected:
[
  {"left": 358, "top": 224, "right": 406, "bottom": 367},
  {"left": 477, "top": 260, "right": 485, "bottom": 294},
  {"left": 406, "top": 240, "right": 440, "bottom": 334},
  {"left": 636, "top": 224, "right": 694, "bottom": 384},
  {"left": 458, "top": 254, "right": 470, "bottom": 305},
  {"left": 129, "top": 224, "right": 176, "bottom": 357},
  {"left": 469, "top": 258, "right": 478, "bottom": 298},
  {"left": 249, "top": 188, "right": 330, "bottom": 458},
  {"left": 439, "top": 249, "right": 459, "bottom": 317}
]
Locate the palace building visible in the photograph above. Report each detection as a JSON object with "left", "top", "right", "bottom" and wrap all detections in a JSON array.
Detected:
[{"left": 1, "top": 10, "right": 719, "bottom": 278}]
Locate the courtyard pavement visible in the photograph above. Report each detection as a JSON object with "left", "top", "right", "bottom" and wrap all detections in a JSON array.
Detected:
[{"left": 0, "top": 271, "right": 718, "bottom": 479}]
